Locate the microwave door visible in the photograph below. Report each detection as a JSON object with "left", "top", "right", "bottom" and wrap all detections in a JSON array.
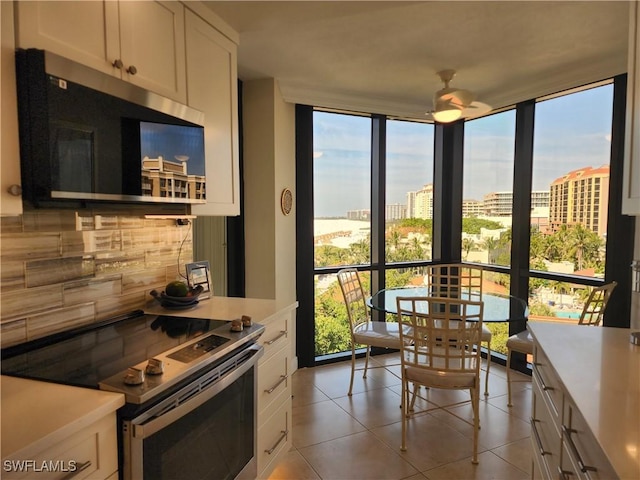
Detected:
[{"left": 51, "top": 122, "right": 95, "bottom": 194}]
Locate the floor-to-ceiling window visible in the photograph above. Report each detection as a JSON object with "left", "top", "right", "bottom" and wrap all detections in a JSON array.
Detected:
[
  {"left": 313, "top": 112, "right": 371, "bottom": 357},
  {"left": 384, "top": 119, "right": 434, "bottom": 287},
  {"left": 528, "top": 83, "right": 613, "bottom": 321},
  {"left": 295, "top": 75, "right": 631, "bottom": 367},
  {"left": 462, "top": 110, "right": 516, "bottom": 355}
]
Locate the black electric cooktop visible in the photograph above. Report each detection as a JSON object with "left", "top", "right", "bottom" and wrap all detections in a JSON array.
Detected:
[{"left": 1, "top": 313, "right": 228, "bottom": 389}]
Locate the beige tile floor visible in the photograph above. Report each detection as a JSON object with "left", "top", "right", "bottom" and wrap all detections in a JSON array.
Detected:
[{"left": 267, "top": 353, "right": 533, "bottom": 480}]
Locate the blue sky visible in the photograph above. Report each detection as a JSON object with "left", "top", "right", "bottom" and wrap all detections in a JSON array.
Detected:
[{"left": 313, "top": 84, "right": 614, "bottom": 217}]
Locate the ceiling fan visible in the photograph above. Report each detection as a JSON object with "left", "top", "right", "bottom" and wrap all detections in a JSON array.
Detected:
[{"left": 426, "top": 69, "right": 491, "bottom": 123}]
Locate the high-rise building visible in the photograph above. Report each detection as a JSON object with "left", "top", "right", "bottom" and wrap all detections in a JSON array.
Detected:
[
  {"left": 482, "top": 191, "right": 549, "bottom": 216},
  {"left": 386, "top": 203, "right": 406, "bottom": 221},
  {"left": 462, "top": 199, "right": 483, "bottom": 217},
  {"left": 412, "top": 184, "right": 434, "bottom": 219},
  {"left": 549, "top": 165, "right": 609, "bottom": 236}
]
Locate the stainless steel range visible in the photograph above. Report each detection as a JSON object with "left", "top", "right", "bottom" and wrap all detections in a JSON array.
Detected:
[{"left": 1, "top": 311, "right": 264, "bottom": 480}]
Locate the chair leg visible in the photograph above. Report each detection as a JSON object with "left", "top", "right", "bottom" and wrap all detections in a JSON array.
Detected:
[
  {"left": 348, "top": 344, "right": 356, "bottom": 396},
  {"left": 363, "top": 345, "right": 371, "bottom": 378},
  {"left": 484, "top": 339, "right": 491, "bottom": 396},
  {"left": 471, "top": 386, "right": 479, "bottom": 465},
  {"left": 401, "top": 377, "right": 408, "bottom": 451},
  {"left": 506, "top": 348, "right": 513, "bottom": 407}
]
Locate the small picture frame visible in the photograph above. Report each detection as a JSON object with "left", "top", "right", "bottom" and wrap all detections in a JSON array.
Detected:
[{"left": 186, "top": 261, "right": 212, "bottom": 299}]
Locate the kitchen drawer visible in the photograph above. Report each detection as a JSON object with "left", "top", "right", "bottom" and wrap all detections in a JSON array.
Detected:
[
  {"left": 533, "top": 345, "right": 564, "bottom": 421},
  {"left": 3, "top": 414, "right": 118, "bottom": 480},
  {"left": 258, "top": 313, "right": 289, "bottom": 362},
  {"left": 562, "top": 401, "right": 618, "bottom": 480},
  {"left": 532, "top": 377, "right": 561, "bottom": 479},
  {"left": 531, "top": 434, "right": 549, "bottom": 480},
  {"left": 258, "top": 345, "right": 290, "bottom": 416},
  {"left": 257, "top": 397, "right": 290, "bottom": 478}
]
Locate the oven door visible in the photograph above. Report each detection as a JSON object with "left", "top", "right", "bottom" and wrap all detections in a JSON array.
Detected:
[{"left": 122, "top": 343, "right": 263, "bottom": 480}]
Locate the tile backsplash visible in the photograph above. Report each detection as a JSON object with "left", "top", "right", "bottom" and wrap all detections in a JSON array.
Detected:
[{"left": 0, "top": 207, "right": 193, "bottom": 347}]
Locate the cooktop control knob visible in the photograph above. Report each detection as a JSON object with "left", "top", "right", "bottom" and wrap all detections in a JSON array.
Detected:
[
  {"left": 145, "top": 358, "right": 164, "bottom": 375},
  {"left": 124, "top": 367, "right": 145, "bottom": 385}
]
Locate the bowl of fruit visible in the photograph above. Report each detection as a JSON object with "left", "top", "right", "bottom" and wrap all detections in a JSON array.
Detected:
[{"left": 150, "top": 281, "right": 204, "bottom": 309}]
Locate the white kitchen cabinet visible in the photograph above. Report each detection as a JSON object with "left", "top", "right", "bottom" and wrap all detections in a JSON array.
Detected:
[
  {"left": 0, "top": 1, "right": 23, "bottom": 216},
  {"left": 185, "top": 9, "right": 240, "bottom": 216},
  {"left": 14, "top": 1, "right": 187, "bottom": 103},
  {"left": 1, "top": 376, "right": 124, "bottom": 480},
  {"left": 623, "top": 1, "right": 640, "bottom": 215},
  {"left": 528, "top": 324, "right": 631, "bottom": 480},
  {"left": 256, "top": 307, "right": 293, "bottom": 478}
]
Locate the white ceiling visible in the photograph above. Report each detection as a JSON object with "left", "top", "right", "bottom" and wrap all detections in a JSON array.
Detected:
[{"left": 204, "top": 1, "right": 631, "bottom": 121}]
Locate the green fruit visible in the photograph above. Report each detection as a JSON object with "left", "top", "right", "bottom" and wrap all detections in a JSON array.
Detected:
[{"left": 166, "top": 280, "right": 189, "bottom": 297}]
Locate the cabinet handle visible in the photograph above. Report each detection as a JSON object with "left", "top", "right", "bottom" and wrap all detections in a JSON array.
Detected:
[
  {"left": 265, "top": 330, "right": 287, "bottom": 345},
  {"left": 7, "top": 184, "right": 22, "bottom": 196},
  {"left": 112, "top": 59, "right": 123, "bottom": 69},
  {"left": 127, "top": 65, "right": 138, "bottom": 75},
  {"left": 562, "top": 425, "right": 598, "bottom": 473},
  {"left": 530, "top": 418, "right": 551, "bottom": 456},
  {"left": 533, "top": 364, "right": 555, "bottom": 392},
  {"left": 265, "top": 375, "right": 288, "bottom": 394},
  {"left": 265, "top": 430, "right": 288, "bottom": 455},
  {"left": 557, "top": 466, "right": 574, "bottom": 479},
  {"left": 59, "top": 460, "right": 91, "bottom": 479}
]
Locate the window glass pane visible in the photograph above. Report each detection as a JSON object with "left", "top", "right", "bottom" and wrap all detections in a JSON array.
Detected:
[
  {"left": 462, "top": 111, "right": 516, "bottom": 266},
  {"left": 313, "top": 112, "right": 371, "bottom": 268},
  {"left": 530, "top": 85, "right": 613, "bottom": 314},
  {"left": 385, "top": 120, "right": 434, "bottom": 263}
]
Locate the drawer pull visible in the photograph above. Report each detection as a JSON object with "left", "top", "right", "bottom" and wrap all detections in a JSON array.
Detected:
[
  {"left": 530, "top": 418, "right": 551, "bottom": 456},
  {"left": 562, "top": 425, "right": 597, "bottom": 473},
  {"left": 265, "top": 429, "right": 288, "bottom": 454},
  {"left": 534, "top": 364, "right": 555, "bottom": 392},
  {"left": 60, "top": 460, "right": 91, "bottom": 479},
  {"left": 557, "top": 466, "right": 574, "bottom": 479},
  {"left": 265, "top": 374, "right": 288, "bottom": 394},
  {"left": 265, "top": 330, "right": 287, "bottom": 345}
]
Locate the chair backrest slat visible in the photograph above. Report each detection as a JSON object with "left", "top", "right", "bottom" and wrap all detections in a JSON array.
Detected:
[
  {"left": 396, "top": 296, "right": 484, "bottom": 375},
  {"left": 426, "top": 263, "right": 483, "bottom": 300},
  {"left": 337, "top": 268, "right": 369, "bottom": 330},
  {"left": 578, "top": 281, "right": 617, "bottom": 326}
]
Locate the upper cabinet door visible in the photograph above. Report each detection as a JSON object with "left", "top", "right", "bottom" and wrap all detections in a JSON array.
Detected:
[
  {"left": 118, "top": 1, "right": 187, "bottom": 103},
  {"left": 186, "top": 9, "right": 240, "bottom": 216},
  {"left": 15, "top": 1, "right": 120, "bottom": 77},
  {"left": 15, "top": 1, "right": 187, "bottom": 103},
  {"left": 1, "top": 1, "right": 23, "bottom": 216},
  {"left": 623, "top": 1, "right": 640, "bottom": 215}
]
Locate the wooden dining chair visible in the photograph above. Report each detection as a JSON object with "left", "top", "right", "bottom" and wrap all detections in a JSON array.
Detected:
[
  {"left": 396, "top": 295, "right": 484, "bottom": 464},
  {"left": 425, "top": 263, "right": 492, "bottom": 396},
  {"left": 506, "top": 280, "right": 618, "bottom": 406},
  {"left": 337, "top": 268, "right": 404, "bottom": 396}
]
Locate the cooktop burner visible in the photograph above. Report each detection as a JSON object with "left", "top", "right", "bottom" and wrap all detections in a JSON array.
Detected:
[{"left": 0, "top": 313, "right": 227, "bottom": 389}]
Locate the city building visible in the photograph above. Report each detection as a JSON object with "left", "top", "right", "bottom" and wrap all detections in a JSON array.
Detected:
[
  {"left": 385, "top": 203, "right": 406, "bottom": 221},
  {"left": 409, "top": 184, "right": 434, "bottom": 219},
  {"left": 549, "top": 165, "right": 610, "bottom": 236},
  {"left": 462, "top": 199, "right": 483, "bottom": 217}
]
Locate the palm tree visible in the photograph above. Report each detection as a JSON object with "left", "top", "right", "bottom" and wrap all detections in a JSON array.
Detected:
[
  {"left": 462, "top": 237, "right": 476, "bottom": 259},
  {"left": 481, "top": 236, "right": 499, "bottom": 264}
]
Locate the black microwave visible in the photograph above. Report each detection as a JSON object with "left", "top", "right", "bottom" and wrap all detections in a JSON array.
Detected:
[{"left": 15, "top": 49, "right": 206, "bottom": 206}]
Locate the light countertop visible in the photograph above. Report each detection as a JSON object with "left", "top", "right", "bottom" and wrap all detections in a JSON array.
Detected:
[
  {"left": 1, "top": 376, "right": 124, "bottom": 460},
  {"left": 528, "top": 322, "right": 640, "bottom": 479},
  {"left": 144, "top": 295, "right": 298, "bottom": 322}
]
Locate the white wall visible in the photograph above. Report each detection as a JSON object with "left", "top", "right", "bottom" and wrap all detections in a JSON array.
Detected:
[{"left": 242, "top": 78, "right": 296, "bottom": 306}]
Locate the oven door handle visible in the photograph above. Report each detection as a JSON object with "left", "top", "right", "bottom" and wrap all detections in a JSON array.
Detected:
[{"left": 132, "top": 344, "right": 263, "bottom": 440}]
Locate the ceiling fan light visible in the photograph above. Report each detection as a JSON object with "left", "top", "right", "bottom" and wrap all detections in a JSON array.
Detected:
[{"left": 432, "top": 108, "right": 462, "bottom": 123}]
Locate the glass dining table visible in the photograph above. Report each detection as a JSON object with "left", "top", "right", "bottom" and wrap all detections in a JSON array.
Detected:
[{"left": 367, "top": 286, "right": 529, "bottom": 322}]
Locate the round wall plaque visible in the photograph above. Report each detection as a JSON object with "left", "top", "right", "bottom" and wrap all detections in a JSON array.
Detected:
[{"left": 280, "top": 188, "right": 293, "bottom": 215}]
